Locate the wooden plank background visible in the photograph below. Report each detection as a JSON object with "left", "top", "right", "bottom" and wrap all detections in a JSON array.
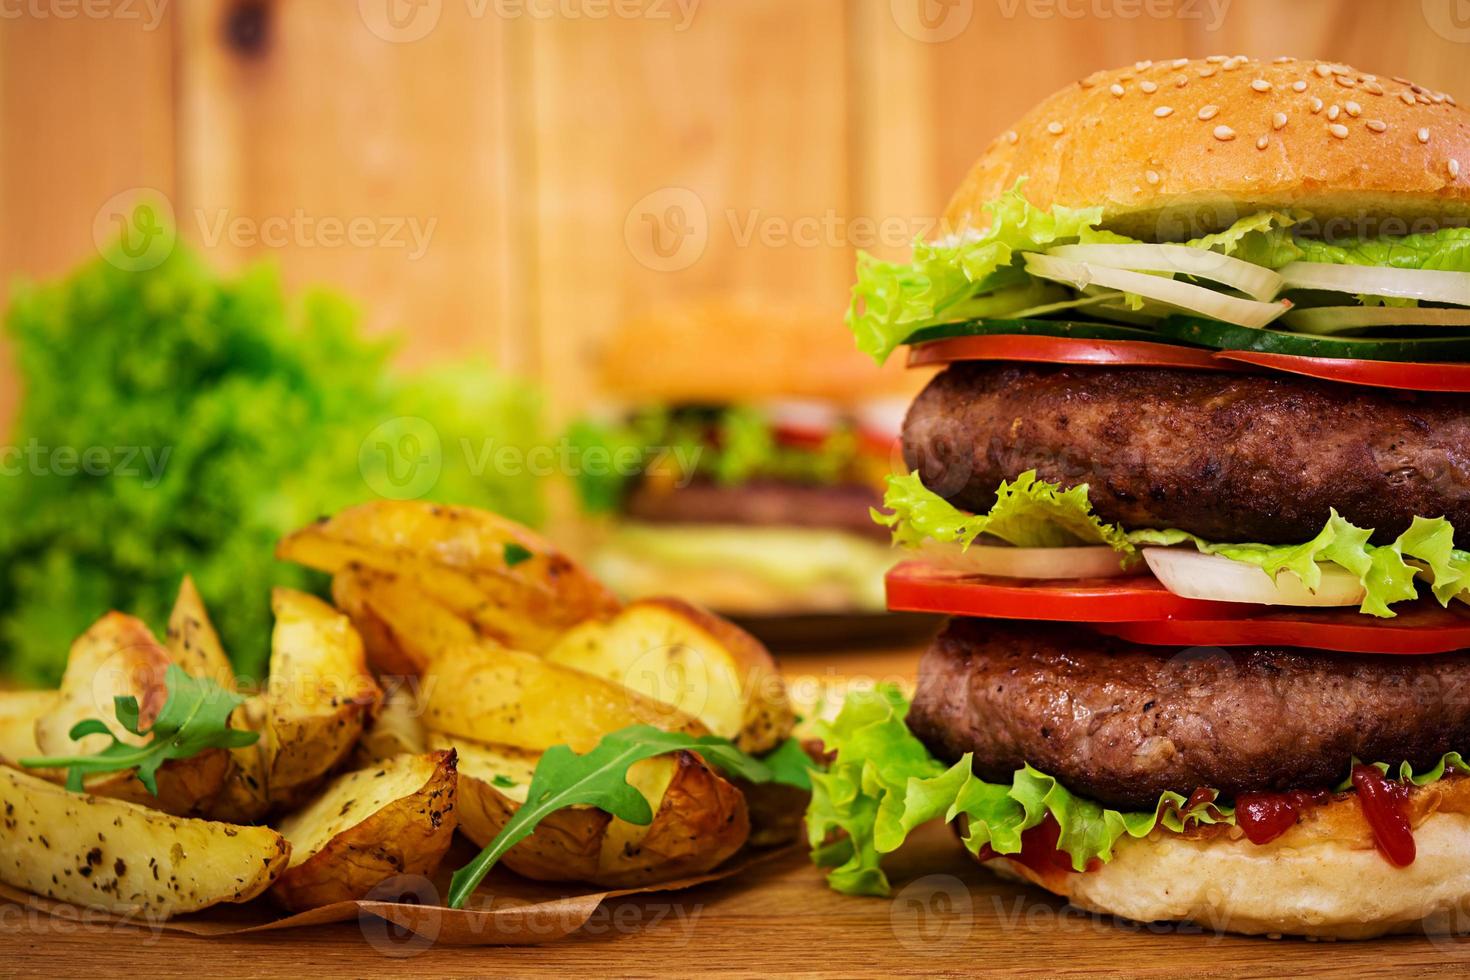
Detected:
[{"left": 5, "top": 0, "right": 1470, "bottom": 431}]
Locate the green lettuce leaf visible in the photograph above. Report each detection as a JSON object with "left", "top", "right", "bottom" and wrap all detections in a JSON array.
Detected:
[
  {"left": 1185, "top": 210, "right": 1304, "bottom": 268},
  {"left": 1296, "top": 227, "right": 1470, "bottom": 273},
  {"left": 847, "top": 183, "right": 1125, "bottom": 363},
  {"left": 806, "top": 687, "right": 1228, "bottom": 897},
  {"left": 872, "top": 471, "right": 1134, "bottom": 552}
]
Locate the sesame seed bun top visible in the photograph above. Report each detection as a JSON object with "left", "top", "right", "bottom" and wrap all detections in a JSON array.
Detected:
[
  {"left": 943, "top": 56, "right": 1470, "bottom": 241},
  {"left": 597, "top": 299, "right": 929, "bottom": 406}
]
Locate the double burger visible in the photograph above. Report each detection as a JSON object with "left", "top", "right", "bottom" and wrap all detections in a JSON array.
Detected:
[
  {"left": 807, "top": 57, "right": 1470, "bottom": 938},
  {"left": 565, "top": 301, "right": 925, "bottom": 634}
]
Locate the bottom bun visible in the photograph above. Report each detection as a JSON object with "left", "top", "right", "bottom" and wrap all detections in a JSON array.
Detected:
[{"left": 983, "top": 809, "right": 1470, "bottom": 939}]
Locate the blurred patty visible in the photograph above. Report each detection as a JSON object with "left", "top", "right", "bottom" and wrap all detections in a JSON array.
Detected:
[
  {"left": 909, "top": 618, "right": 1470, "bottom": 809},
  {"left": 623, "top": 479, "right": 889, "bottom": 541},
  {"left": 903, "top": 363, "right": 1470, "bottom": 545}
]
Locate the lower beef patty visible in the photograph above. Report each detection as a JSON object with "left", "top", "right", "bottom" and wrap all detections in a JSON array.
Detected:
[
  {"left": 909, "top": 618, "right": 1470, "bottom": 810},
  {"left": 623, "top": 479, "right": 889, "bottom": 541},
  {"left": 902, "top": 362, "right": 1470, "bottom": 545}
]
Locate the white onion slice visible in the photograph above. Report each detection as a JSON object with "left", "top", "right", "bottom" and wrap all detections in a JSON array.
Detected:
[
  {"left": 918, "top": 541, "right": 1130, "bottom": 579},
  {"left": 1279, "top": 261, "right": 1470, "bottom": 306},
  {"left": 1283, "top": 305, "right": 1470, "bottom": 335},
  {"left": 1142, "top": 548, "right": 1365, "bottom": 607},
  {"left": 1024, "top": 253, "right": 1292, "bottom": 329},
  {"left": 1048, "top": 243, "right": 1285, "bottom": 302}
]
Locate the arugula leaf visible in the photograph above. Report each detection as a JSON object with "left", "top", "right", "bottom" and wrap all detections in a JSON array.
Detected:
[
  {"left": 760, "top": 736, "right": 818, "bottom": 792},
  {"left": 502, "top": 543, "right": 533, "bottom": 567},
  {"left": 20, "top": 664, "right": 258, "bottom": 794},
  {"left": 447, "top": 724, "right": 804, "bottom": 909}
]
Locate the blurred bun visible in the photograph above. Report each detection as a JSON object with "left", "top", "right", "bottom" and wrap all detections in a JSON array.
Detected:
[
  {"left": 944, "top": 57, "right": 1470, "bottom": 239},
  {"left": 599, "top": 300, "right": 928, "bottom": 405},
  {"left": 982, "top": 790, "right": 1470, "bottom": 939}
]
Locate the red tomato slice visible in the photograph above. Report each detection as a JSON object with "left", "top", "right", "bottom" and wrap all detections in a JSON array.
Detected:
[
  {"left": 1213, "top": 351, "right": 1470, "bottom": 393},
  {"left": 1094, "top": 602, "right": 1470, "bottom": 655},
  {"left": 907, "top": 335, "right": 1238, "bottom": 372},
  {"left": 885, "top": 562, "right": 1258, "bottom": 622}
]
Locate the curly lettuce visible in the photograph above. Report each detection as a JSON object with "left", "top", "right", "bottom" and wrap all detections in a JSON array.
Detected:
[{"left": 877, "top": 473, "right": 1470, "bottom": 618}]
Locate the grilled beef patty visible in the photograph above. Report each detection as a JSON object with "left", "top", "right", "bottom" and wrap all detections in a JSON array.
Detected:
[
  {"left": 623, "top": 479, "right": 889, "bottom": 541},
  {"left": 903, "top": 362, "right": 1470, "bottom": 545},
  {"left": 909, "top": 617, "right": 1470, "bottom": 809}
]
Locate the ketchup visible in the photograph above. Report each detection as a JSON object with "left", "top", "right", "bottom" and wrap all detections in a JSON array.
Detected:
[
  {"left": 1234, "top": 788, "right": 1333, "bottom": 845},
  {"left": 974, "top": 815, "right": 1098, "bottom": 879},
  {"left": 1351, "top": 764, "right": 1416, "bottom": 867}
]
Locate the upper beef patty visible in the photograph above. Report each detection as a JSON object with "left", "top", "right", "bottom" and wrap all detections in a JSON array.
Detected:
[
  {"left": 909, "top": 618, "right": 1470, "bottom": 809},
  {"left": 903, "top": 362, "right": 1470, "bottom": 545},
  {"left": 623, "top": 479, "right": 889, "bottom": 541}
]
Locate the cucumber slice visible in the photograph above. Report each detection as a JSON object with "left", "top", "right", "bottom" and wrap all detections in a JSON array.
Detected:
[
  {"left": 907, "top": 318, "right": 1192, "bottom": 347},
  {"left": 1157, "top": 316, "right": 1470, "bottom": 362}
]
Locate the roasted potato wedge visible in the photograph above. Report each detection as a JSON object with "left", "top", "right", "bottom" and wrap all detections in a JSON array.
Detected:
[
  {"left": 260, "top": 589, "right": 381, "bottom": 810},
  {"left": 545, "top": 598, "right": 795, "bottom": 754},
  {"left": 443, "top": 735, "right": 750, "bottom": 887},
  {"left": 422, "top": 645, "right": 705, "bottom": 752},
  {"left": 0, "top": 690, "right": 56, "bottom": 762},
  {"left": 0, "top": 765, "right": 289, "bottom": 918},
  {"left": 164, "top": 574, "right": 237, "bottom": 690},
  {"left": 353, "top": 680, "right": 427, "bottom": 767},
  {"left": 270, "top": 750, "right": 458, "bottom": 912},
  {"left": 199, "top": 695, "right": 271, "bottom": 824},
  {"left": 331, "top": 566, "right": 481, "bottom": 676},
  {"left": 278, "top": 501, "right": 620, "bottom": 653},
  {"left": 30, "top": 612, "right": 231, "bottom": 816}
]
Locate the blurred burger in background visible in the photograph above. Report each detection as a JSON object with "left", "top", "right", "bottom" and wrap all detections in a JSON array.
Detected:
[{"left": 564, "top": 300, "right": 929, "bottom": 641}]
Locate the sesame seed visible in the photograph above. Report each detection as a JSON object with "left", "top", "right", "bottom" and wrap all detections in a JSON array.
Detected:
[
  {"left": 1110, "top": 83, "right": 1126, "bottom": 97},
  {"left": 1452, "top": 159, "right": 1462, "bottom": 180},
  {"left": 1141, "top": 80, "right": 1158, "bottom": 94},
  {"left": 1448, "top": 94, "right": 1458, "bottom": 106},
  {"left": 1223, "top": 57, "right": 1246, "bottom": 71},
  {"left": 1364, "top": 80, "right": 1384, "bottom": 95},
  {"left": 1207, "top": 55, "right": 1228, "bottom": 64},
  {"left": 1335, "top": 75, "right": 1356, "bottom": 88},
  {"left": 1199, "top": 67, "right": 1217, "bottom": 78},
  {"left": 1329, "top": 123, "right": 1350, "bottom": 139},
  {"left": 1292, "top": 80, "right": 1308, "bottom": 92},
  {"left": 1251, "top": 79, "right": 1272, "bottom": 93},
  {"left": 1345, "top": 100, "right": 1362, "bottom": 116},
  {"left": 1047, "top": 121, "right": 1064, "bottom": 135},
  {"left": 1419, "top": 128, "right": 1431, "bottom": 144},
  {"left": 1401, "top": 90, "right": 1418, "bottom": 106},
  {"left": 1136, "top": 60, "right": 1153, "bottom": 71},
  {"left": 1198, "top": 104, "right": 1220, "bottom": 120},
  {"left": 1315, "top": 64, "right": 1334, "bottom": 78},
  {"left": 1272, "top": 112, "right": 1288, "bottom": 130},
  {"left": 1154, "top": 106, "right": 1174, "bottom": 118},
  {"left": 1256, "top": 134, "right": 1270, "bottom": 150},
  {"left": 1214, "top": 125, "right": 1236, "bottom": 141},
  {"left": 1173, "top": 58, "right": 1190, "bottom": 68},
  {"left": 1433, "top": 92, "right": 1448, "bottom": 104},
  {"left": 1175, "top": 75, "right": 1189, "bottom": 88},
  {"left": 1004, "top": 130, "right": 1019, "bottom": 144},
  {"left": 1419, "top": 93, "right": 1434, "bottom": 105},
  {"left": 1327, "top": 104, "right": 1341, "bottom": 120},
  {"left": 1393, "top": 76, "right": 1412, "bottom": 85},
  {"left": 1274, "top": 56, "right": 1295, "bottom": 64},
  {"left": 1145, "top": 170, "right": 1161, "bottom": 185},
  {"left": 1311, "top": 97, "right": 1324, "bottom": 113},
  {"left": 1365, "top": 119, "right": 1387, "bottom": 133}
]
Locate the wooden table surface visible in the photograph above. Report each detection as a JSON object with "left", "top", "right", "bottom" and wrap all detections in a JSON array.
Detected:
[{"left": 6, "top": 643, "right": 1470, "bottom": 978}]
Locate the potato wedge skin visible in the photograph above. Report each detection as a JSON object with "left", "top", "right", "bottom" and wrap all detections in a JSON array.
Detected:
[
  {"left": 164, "top": 575, "right": 237, "bottom": 690},
  {"left": 353, "top": 680, "right": 427, "bottom": 768},
  {"left": 422, "top": 645, "right": 706, "bottom": 752},
  {"left": 261, "top": 589, "right": 381, "bottom": 811},
  {"left": 278, "top": 501, "right": 619, "bottom": 653},
  {"left": 0, "top": 765, "right": 289, "bottom": 918},
  {"left": 198, "top": 697, "right": 271, "bottom": 824},
  {"left": 545, "top": 597, "right": 796, "bottom": 755},
  {"left": 449, "top": 736, "right": 749, "bottom": 887},
  {"left": 0, "top": 691, "right": 56, "bottom": 762},
  {"left": 332, "top": 567, "right": 481, "bottom": 677},
  {"left": 32, "top": 613, "right": 230, "bottom": 817},
  {"left": 270, "top": 750, "right": 458, "bottom": 912}
]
